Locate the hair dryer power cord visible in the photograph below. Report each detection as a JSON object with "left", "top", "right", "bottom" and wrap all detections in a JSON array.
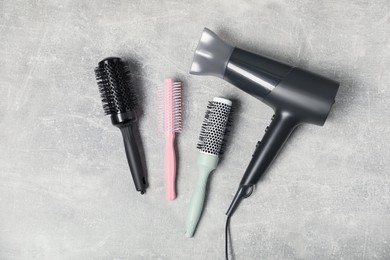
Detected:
[
  {"left": 225, "top": 185, "right": 254, "bottom": 260},
  {"left": 225, "top": 215, "right": 231, "bottom": 260}
]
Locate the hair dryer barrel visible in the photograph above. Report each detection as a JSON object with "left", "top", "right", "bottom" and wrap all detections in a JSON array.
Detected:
[
  {"left": 190, "top": 28, "right": 295, "bottom": 101},
  {"left": 224, "top": 48, "right": 293, "bottom": 100}
]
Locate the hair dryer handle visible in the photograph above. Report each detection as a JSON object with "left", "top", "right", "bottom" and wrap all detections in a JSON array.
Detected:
[
  {"left": 245, "top": 111, "right": 299, "bottom": 184},
  {"left": 226, "top": 111, "right": 299, "bottom": 216}
]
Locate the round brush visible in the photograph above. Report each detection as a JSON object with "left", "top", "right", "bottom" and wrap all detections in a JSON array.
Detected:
[
  {"left": 185, "top": 97, "right": 233, "bottom": 237},
  {"left": 94, "top": 57, "right": 148, "bottom": 194}
]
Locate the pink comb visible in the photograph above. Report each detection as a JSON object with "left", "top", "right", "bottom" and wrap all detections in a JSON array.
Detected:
[{"left": 163, "top": 78, "right": 182, "bottom": 200}]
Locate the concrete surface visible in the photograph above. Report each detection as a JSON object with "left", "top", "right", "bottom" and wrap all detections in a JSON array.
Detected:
[{"left": 1, "top": 0, "right": 389, "bottom": 259}]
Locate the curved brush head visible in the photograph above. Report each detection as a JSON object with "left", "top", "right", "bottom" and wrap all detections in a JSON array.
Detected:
[{"left": 190, "top": 28, "right": 234, "bottom": 78}]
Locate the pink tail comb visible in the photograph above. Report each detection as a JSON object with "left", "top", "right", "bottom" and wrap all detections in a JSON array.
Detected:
[{"left": 163, "top": 78, "right": 182, "bottom": 200}]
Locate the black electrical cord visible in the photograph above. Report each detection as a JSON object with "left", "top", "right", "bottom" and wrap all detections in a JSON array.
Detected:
[
  {"left": 225, "top": 185, "right": 254, "bottom": 260},
  {"left": 225, "top": 215, "right": 231, "bottom": 260}
]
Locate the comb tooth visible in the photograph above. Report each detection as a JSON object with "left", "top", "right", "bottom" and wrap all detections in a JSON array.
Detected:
[
  {"left": 173, "top": 81, "right": 182, "bottom": 132},
  {"left": 163, "top": 79, "right": 182, "bottom": 133},
  {"left": 163, "top": 78, "right": 173, "bottom": 133}
]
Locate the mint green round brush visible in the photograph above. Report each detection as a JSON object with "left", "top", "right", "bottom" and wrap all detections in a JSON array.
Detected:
[{"left": 185, "top": 97, "right": 232, "bottom": 238}]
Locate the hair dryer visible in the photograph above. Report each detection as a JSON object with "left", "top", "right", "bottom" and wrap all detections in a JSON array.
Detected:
[{"left": 190, "top": 28, "right": 340, "bottom": 217}]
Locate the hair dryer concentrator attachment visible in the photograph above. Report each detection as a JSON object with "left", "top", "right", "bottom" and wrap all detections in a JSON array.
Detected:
[
  {"left": 190, "top": 28, "right": 340, "bottom": 217},
  {"left": 190, "top": 28, "right": 234, "bottom": 78}
]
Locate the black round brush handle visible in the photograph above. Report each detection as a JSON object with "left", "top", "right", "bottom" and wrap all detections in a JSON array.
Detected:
[
  {"left": 226, "top": 111, "right": 299, "bottom": 216},
  {"left": 120, "top": 125, "right": 147, "bottom": 194}
]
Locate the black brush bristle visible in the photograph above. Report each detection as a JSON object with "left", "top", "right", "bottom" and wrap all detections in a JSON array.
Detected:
[
  {"left": 94, "top": 57, "right": 138, "bottom": 115},
  {"left": 220, "top": 107, "right": 234, "bottom": 154},
  {"left": 197, "top": 100, "right": 233, "bottom": 156}
]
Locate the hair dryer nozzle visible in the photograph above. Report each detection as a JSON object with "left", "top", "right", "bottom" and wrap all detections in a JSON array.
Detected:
[{"left": 190, "top": 28, "right": 234, "bottom": 78}]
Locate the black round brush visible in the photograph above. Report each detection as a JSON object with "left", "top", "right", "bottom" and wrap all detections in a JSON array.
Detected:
[{"left": 95, "top": 57, "right": 148, "bottom": 194}]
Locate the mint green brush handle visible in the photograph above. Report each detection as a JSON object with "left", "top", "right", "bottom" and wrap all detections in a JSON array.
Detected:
[{"left": 186, "top": 153, "right": 219, "bottom": 238}]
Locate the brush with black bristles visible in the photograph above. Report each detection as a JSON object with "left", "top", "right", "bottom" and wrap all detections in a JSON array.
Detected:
[
  {"left": 185, "top": 97, "right": 233, "bottom": 237},
  {"left": 94, "top": 57, "right": 147, "bottom": 194}
]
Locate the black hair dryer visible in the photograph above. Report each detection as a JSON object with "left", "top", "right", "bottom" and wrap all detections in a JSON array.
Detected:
[{"left": 190, "top": 28, "right": 340, "bottom": 217}]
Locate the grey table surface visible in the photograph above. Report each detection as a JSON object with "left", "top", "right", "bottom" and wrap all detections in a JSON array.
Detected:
[{"left": 1, "top": 0, "right": 389, "bottom": 259}]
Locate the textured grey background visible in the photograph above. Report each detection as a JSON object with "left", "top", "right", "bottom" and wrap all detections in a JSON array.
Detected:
[{"left": 0, "top": 0, "right": 389, "bottom": 259}]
